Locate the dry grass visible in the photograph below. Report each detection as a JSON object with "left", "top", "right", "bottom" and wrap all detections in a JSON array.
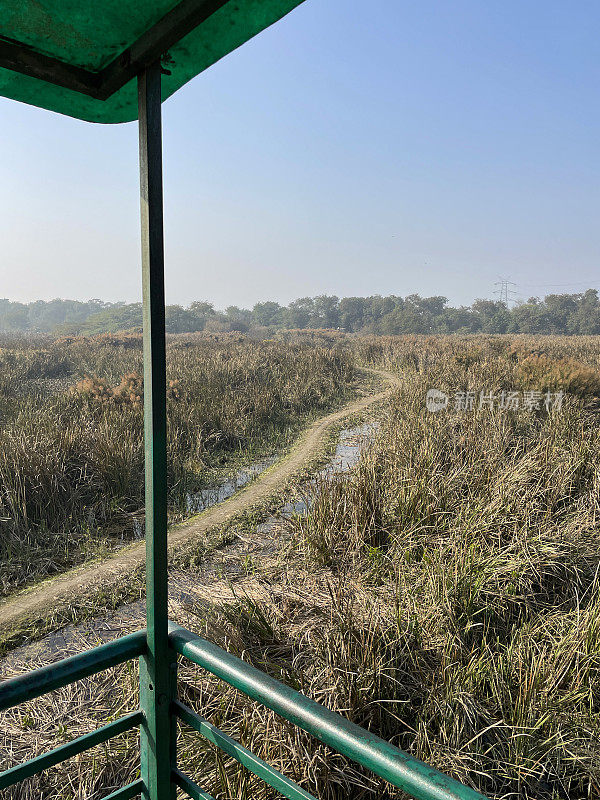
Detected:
[
  {"left": 3, "top": 335, "right": 600, "bottom": 799},
  {"left": 290, "top": 335, "right": 600, "bottom": 798},
  {"left": 0, "top": 638, "right": 140, "bottom": 799},
  {"left": 0, "top": 335, "right": 354, "bottom": 596}
]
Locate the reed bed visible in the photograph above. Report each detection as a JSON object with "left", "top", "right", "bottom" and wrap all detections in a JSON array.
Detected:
[
  {"left": 0, "top": 334, "right": 353, "bottom": 596},
  {"left": 2, "top": 335, "right": 600, "bottom": 799},
  {"left": 289, "top": 335, "right": 600, "bottom": 798}
]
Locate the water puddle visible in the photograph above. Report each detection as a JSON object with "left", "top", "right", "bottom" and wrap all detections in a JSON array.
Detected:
[
  {"left": 0, "top": 424, "right": 375, "bottom": 676},
  {"left": 259, "top": 422, "right": 376, "bottom": 523},
  {"left": 124, "top": 456, "right": 280, "bottom": 540},
  {"left": 184, "top": 456, "right": 279, "bottom": 515}
]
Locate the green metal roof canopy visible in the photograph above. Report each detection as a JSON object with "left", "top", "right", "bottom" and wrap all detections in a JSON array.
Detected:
[{"left": 0, "top": 0, "right": 304, "bottom": 122}]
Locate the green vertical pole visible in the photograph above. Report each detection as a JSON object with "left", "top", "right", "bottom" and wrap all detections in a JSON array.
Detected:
[
  {"left": 169, "top": 655, "right": 179, "bottom": 799},
  {"left": 137, "top": 62, "right": 172, "bottom": 800}
]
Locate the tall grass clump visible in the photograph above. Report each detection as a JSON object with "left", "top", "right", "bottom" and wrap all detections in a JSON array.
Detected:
[
  {"left": 4, "top": 335, "right": 600, "bottom": 799},
  {"left": 289, "top": 336, "right": 600, "bottom": 798},
  {"left": 0, "top": 334, "right": 354, "bottom": 595}
]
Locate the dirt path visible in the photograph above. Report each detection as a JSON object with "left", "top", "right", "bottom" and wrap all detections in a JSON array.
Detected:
[{"left": 0, "top": 368, "right": 400, "bottom": 635}]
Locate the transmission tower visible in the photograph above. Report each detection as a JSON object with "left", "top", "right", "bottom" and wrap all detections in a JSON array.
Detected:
[{"left": 494, "top": 277, "right": 517, "bottom": 305}]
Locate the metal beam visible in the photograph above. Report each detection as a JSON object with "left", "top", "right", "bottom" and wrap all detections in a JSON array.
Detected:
[
  {"left": 138, "top": 63, "right": 172, "bottom": 800},
  {"left": 169, "top": 624, "right": 488, "bottom": 800},
  {"left": 0, "top": 0, "right": 230, "bottom": 101},
  {"left": 0, "top": 35, "right": 101, "bottom": 97},
  {"left": 96, "top": 0, "right": 230, "bottom": 100},
  {"left": 173, "top": 700, "right": 317, "bottom": 800},
  {"left": 172, "top": 769, "right": 217, "bottom": 800},
  {"left": 102, "top": 781, "right": 146, "bottom": 800}
]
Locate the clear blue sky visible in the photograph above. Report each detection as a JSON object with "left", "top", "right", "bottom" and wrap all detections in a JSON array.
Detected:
[{"left": 1, "top": 0, "right": 598, "bottom": 309}]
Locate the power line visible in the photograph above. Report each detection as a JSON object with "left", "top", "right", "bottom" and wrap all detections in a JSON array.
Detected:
[{"left": 518, "top": 280, "right": 599, "bottom": 290}]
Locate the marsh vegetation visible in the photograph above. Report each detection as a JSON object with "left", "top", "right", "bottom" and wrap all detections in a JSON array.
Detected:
[
  {"left": 0, "top": 333, "right": 354, "bottom": 596},
  {"left": 2, "top": 334, "right": 600, "bottom": 799}
]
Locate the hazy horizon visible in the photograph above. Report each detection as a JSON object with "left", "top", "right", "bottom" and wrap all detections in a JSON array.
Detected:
[
  {"left": 4, "top": 286, "right": 600, "bottom": 312},
  {"left": 2, "top": 0, "right": 598, "bottom": 309}
]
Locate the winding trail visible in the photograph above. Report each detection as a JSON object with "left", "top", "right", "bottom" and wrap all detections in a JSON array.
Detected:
[{"left": 0, "top": 368, "right": 400, "bottom": 636}]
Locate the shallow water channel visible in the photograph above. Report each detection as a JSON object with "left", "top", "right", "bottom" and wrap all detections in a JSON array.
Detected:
[{"left": 1, "top": 423, "right": 375, "bottom": 675}]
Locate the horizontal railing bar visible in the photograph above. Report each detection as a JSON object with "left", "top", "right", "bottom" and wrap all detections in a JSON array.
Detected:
[
  {"left": 169, "top": 624, "right": 487, "bottom": 800},
  {"left": 0, "top": 711, "right": 143, "bottom": 790},
  {"left": 0, "top": 630, "right": 147, "bottom": 712},
  {"left": 102, "top": 778, "right": 145, "bottom": 800},
  {"left": 172, "top": 767, "right": 217, "bottom": 800},
  {"left": 174, "top": 700, "right": 317, "bottom": 800}
]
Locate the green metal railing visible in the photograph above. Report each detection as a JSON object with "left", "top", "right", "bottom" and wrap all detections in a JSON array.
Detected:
[
  {"left": 0, "top": 631, "right": 147, "bottom": 797},
  {"left": 0, "top": 622, "right": 487, "bottom": 800},
  {"left": 0, "top": 61, "right": 489, "bottom": 800}
]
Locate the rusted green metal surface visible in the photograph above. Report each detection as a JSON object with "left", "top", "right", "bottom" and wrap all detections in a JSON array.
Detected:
[
  {"left": 138, "top": 61, "right": 172, "bottom": 800},
  {"left": 0, "top": 0, "right": 306, "bottom": 122}
]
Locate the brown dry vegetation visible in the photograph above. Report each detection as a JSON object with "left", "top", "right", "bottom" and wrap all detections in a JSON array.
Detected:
[
  {"left": 2, "top": 335, "right": 600, "bottom": 800},
  {"left": 0, "top": 334, "right": 354, "bottom": 596},
  {"left": 288, "top": 335, "right": 600, "bottom": 798}
]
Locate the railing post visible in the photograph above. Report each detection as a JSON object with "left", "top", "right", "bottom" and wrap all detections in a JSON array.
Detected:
[
  {"left": 169, "top": 654, "right": 179, "bottom": 797},
  {"left": 137, "top": 62, "right": 171, "bottom": 800}
]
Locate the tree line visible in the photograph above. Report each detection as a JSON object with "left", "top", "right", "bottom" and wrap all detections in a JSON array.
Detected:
[{"left": 1, "top": 291, "right": 600, "bottom": 336}]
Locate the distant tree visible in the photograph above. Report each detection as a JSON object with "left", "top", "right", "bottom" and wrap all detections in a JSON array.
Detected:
[
  {"left": 389, "top": 295, "right": 448, "bottom": 333},
  {"left": 378, "top": 306, "right": 428, "bottom": 334},
  {"left": 543, "top": 294, "right": 579, "bottom": 334},
  {"left": 409, "top": 295, "right": 448, "bottom": 318},
  {"left": 187, "top": 301, "right": 216, "bottom": 331},
  {"left": 3, "top": 289, "right": 600, "bottom": 337},
  {"left": 79, "top": 303, "right": 143, "bottom": 334},
  {"left": 471, "top": 299, "right": 510, "bottom": 333},
  {"left": 311, "top": 295, "right": 339, "bottom": 328},
  {"left": 362, "top": 295, "right": 400, "bottom": 330},
  {"left": 189, "top": 301, "right": 215, "bottom": 316},
  {"left": 224, "top": 306, "right": 251, "bottom": 332},
  {"left": 568, "top": 290, "right": 600, "bottom": 334},
  {"left": 284, "top": 297, "right": 314, "bottom": 329},
  {"left": 165, "top": 305, "right": 203, "bottom": 333},
  {"left": 434, "top": 306, "right": 479, "bottom": 334},
  {"left": 338, "top": 297, "right": 367, "bottom": 331},
  {"left": 225, "top": 305, "right": 251, "bottom": 322},
  {"left": 2, "top": 304, "right": 29, "bottom": 331},
  {"left": 508, "top": 299, "right": 550, "bottom": 334},
  {"left": 252, "top": 301, "right": 283, "bottom": 327}
]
